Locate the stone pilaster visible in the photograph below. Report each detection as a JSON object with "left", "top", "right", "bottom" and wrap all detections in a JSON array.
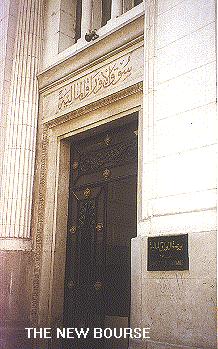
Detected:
[
  {"left": 111, "top": 0, "right": 123, "bottom": 18},
  {"left": 81, "top": 0, "right": 93, "bottom": 37},
  {"left": 0, "top": 0, "right": 43, "bottom": 240},
  {"left": 0, "top": 0, "right": 19, "bottom": 209}
]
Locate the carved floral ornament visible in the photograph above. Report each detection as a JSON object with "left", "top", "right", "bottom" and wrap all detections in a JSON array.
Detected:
[{"left": 57, "top": 54, "right": 132, "bottom": 112}]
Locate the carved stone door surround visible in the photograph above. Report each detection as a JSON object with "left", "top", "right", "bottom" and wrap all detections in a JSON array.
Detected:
[{"left": 30, "top": 82, "right": 143, "bottom": 347}]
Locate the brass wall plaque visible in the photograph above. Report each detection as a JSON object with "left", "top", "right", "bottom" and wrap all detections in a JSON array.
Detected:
[{"left": 147, "top": 234, "right": 189, "bottom": 271}]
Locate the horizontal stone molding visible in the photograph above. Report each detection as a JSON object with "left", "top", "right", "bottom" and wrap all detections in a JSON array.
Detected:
[
  {"left": 41, "top": 42, "right": 144, "bottom": 123},
  {"left": 45, "top": 82, "right": 143, "bottom": 128},
  {"left": 0, "top": 238, "right": 32, "bottom": 251}
]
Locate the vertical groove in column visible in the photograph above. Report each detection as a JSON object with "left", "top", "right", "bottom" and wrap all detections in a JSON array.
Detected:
[
  {"left": 0, "top": 0, "right": 43, "bottom": 238},
  {"left": 0, "top": 0, "right": 13, "bottom": 202}
]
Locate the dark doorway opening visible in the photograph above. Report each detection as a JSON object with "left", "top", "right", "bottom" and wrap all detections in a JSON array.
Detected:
[{"left": 63, "top": 114, "right": 138, "bottom": 349}]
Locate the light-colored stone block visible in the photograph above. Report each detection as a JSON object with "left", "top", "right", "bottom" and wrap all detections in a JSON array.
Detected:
[
  {"left": 0, "top": 2, "right": 9, "bottom": 18},
  {"left": 153, "top": 144, "right": 217, "bottom": 197},
  {"left": 131, "top": 232, "right": 216, "bottom": 349},
  {"left": 157, "top": 0, "right": 184, "bottom": 15},
  {"left": 129, "top": 338, "right": 147, "bottom": 349},
  {"left": 0, "top": 37, "right": 7, "bottom": 62},
  {"left": 9, "top": 0, "right": 19, "bottom": 16},
  {"left": 44, "top": 0, "right": 61, "bottom": 16},
  {"left": 151, "top": 189, "right": 217, "bottom": 217},
  {"left": 60, "top": 0, "right": 76, "bottom": 16},
  {"left": 141, "top": 276, "right": 216, "bottom": 348},
  {"left": 155, "top": 22, "right": 216, "bottom": 84},
  {"left": 156, "top": 0, "right": 215, "bottom": 49},
  {"left": 131, "top": 237, "right": 143, "bottom": 328},
  {"left": 151, "top": 209, "right": 216, "bottom": 235},
  {"left": 0, "top": 16, "right": 8, "bottom": 42},
  {"left": 154, "top": 103, "right": 217, "bottom": 157},
  {"left": 154, "top": 62, "right": 216, "bottom": 120},
  {"left": 146, "top": 339, "right": 204, "bottom": 349}
]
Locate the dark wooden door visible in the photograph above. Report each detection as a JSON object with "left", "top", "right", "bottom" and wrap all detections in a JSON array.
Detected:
[{"left": 63, "top": 119, "right": 138, "bottom": 349}]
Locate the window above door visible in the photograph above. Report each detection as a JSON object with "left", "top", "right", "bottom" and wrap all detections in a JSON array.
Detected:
[{"left": 43, "top": 0, "right": 144, "bottom": 69}]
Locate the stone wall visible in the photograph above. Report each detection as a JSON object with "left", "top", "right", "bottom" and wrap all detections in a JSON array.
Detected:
[
  {"left": 0, "top": 1, "right": 216, "bottom": 349},
  {"left": 130, "top": 0, "right": 217, "bottom": 348},
  {"left": 0, "top": 251, "right": 33, "bottom": 349}
]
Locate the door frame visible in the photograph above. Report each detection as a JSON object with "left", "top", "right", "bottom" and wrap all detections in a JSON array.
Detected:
[
  {"left": 34, "top": 89, "right": 143, "bottom": 348},
  {"left": 64, "top": 119, "right": 138, "bottom": 337}
]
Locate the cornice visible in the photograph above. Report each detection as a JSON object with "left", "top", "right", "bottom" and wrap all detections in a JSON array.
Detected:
[{"left": 45, "top": 82, "right": 143, "bottom": 129}]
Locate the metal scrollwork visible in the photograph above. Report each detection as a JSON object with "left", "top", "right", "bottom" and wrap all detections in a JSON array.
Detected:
[
  {"left": 104, "top": 134, "right": 111, "bottom": 145},
  {"left": 78, "top": 141, "right": 137, "bottom": 175},
  {"left": 84, "top": 188, "right": 91, "bottom": 198},
  {"left": 67, "top": 280, "right": 75, "bottom": 290},
  {"left": 96, "top": 223, "right": 104, "bottom": 232},
  {"left": 102, "top": 168, "right": 111, "bottom": 179},
  {"left": 94, "top": 281, "right": 103, "bottom": 291},
  {"left": 73, "top": 161, "right": 79, "bottom": 170},
  {"left": 69, "top": 226, "right": 77, "bottom": 234}
]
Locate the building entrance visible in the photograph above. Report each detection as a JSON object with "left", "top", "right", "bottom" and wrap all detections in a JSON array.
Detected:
[{"left": 63, "top": 117, "right": 138, "bottom": 349}]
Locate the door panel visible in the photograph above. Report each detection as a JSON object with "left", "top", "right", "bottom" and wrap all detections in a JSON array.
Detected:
[
  {"left": 63, "top": 119, "right": 138, "bottom": 349},
  {"left": 71, "top": 123, "right": 137, "bottom": 187},
  {"left": 64, "top": 186, "right": 105, "bottom": 324},
  {"left": 64, "top": 186, "right": 105, "bottom": 349},
  {"left": 105, "top": 176, "right": 137, "bottom": 317}
]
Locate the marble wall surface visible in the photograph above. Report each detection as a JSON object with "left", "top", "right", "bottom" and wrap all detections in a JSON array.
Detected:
[
  {"left": 0, "top": 250, "right": 33, "bottom": 349},
  {"left": 130, "top": 0, "right": 217, "bottom": 348}
]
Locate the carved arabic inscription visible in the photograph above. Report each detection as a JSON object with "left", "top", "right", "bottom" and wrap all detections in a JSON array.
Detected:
[{"left": 57, "top": 55, "right": 132, "bottom": 112}]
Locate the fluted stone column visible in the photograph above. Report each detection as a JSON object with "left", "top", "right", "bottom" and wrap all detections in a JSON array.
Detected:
[
  {"left": 111, "top": 0, "right": 123, "bottom": 18},
  {"left": 0, "top": 0, "right": 43, "bottom": 240},
  {"left": 81, "top": 0, "right": 93, "bottom": 37}
]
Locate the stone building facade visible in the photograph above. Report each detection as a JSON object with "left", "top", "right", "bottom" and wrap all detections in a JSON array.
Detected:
[{"left": 0, "top": 0, "right": 217, "bottom": 349}]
